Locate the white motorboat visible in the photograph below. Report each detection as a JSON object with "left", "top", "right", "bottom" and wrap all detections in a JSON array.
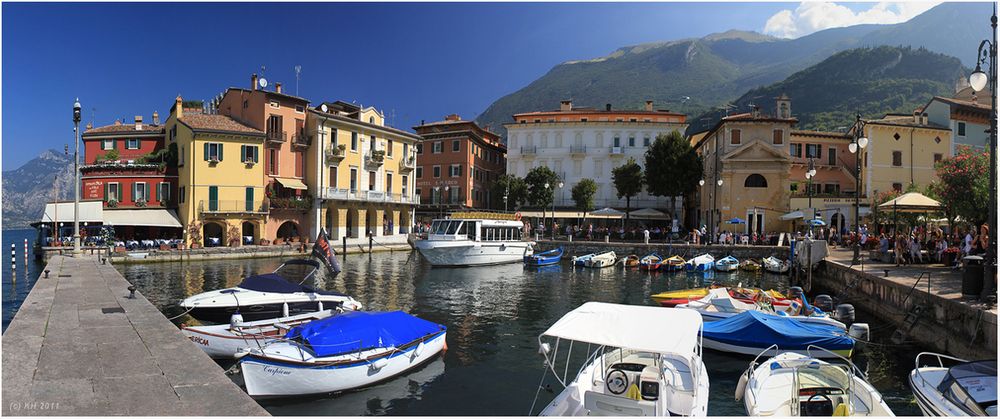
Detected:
[
  {"left": 584, "top": 251, "right": 617, "bottom": 269},
  {"left": 181, "top": 309, "right": 336, "bottom": 358},
  {"left": 685, "top": 254, "right": 715, "bottom": 271},
  {"left": 714, "top": 256, "right": 739, "bottom": 272},
  {"left": 239, "top": 311, "right": 447, "bottom": 397},
  {"left": 530, "top": 302, "right": 709, "bottom": 416},
  {"left": 909, "top": 352, "right": 997, "bottom": 416},
  {"left": 678, "top": 288, "right": 847, "bottom": 330},
  {"left": 737, "top": 347, "right": 894, "bottom": 416},
  {"left": 414, "top": 212, "right": 532, "bottom": 266},
  {"left": 179, "top": 259, "right": 362, "bottom": 323},
  {"left": 763, "top": 256, "right": 791, "bottom": 274},
  {"left": 572, "top": 253, "right": 596, "bottom": 266}
]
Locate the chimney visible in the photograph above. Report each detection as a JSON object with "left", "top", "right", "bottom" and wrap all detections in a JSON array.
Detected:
[
  {"left": 606, "top": 103, "right": 612, "bottom": 111},
  {"left": 175, "top": 95, "right": 183, "bottom": 119},
  {"left": 85, "top": 122, "right": 93, "bottom": 130},
  {"left": 560, "top": 100, "right": 572, "bottom": 112},
  {"left": 445, "top": 114, "right": 461, "bottom": 121},
  {"left": 913, "top": 109, "right": 921, "bottom": 124},
  {"left": 275, "top": 82, "right": 282, "bottom": 94},
  {"left": 251, "top": 73, "right": 258, "bottom": 91},
  {"left": 645, "top": 100, "right": 653, "bottom": 111},
  {"left": 751, "top": 105, "right": 762, "bottom": 118},
  {"left": 922, "top": 112, "right": 928, "bottom": 125},
  {"left": 152, "top": 111, "right": 160, "bottom": 125},
  {"left": 420, "top": 119, "right": 425, "bottom": 126},
  {"left": 134, "top": 115, "right": 143, "bottom": 131}
]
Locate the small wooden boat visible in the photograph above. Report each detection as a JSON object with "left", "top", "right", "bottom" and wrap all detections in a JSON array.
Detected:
[
  {"left": 638, "top": 253, "right": 663, "bottom": 270},
  {"left": 685, "top": 253, "right": 715, "bottom": 271},
  {"left": 740, "top": 259, "right": 762, "bottom": 272},
  {"left": 524, "top": 247, "right": 563, "bottom": 266},
  {"left": 909, "top": 353, "right": 997, "bottom": 416},
  {"left": 621, "top": 254, "right": 640, "bottom": 268},
  {"left": 702, "top": 311, "right": 854, "bottom": 358},
  {"left": 182, "top": 309, "right": 335, "bottom": 358},
  {"left": 584, "top": 251, "right": 617, "bottom": 268},
  {"left": 662, "top": 255, "right": 686, "bottom": 271},
  {"left": 763, "top": 256, "right": 791, "bottom": 274},
  {"left": 679, "top": 288, "right": 846, "bottom": 330},
  {"left": 651, "top": 287, "right": 789, "bottom": 307},
  {"left": 715, "top": 256, "right": 739, "bottom": 272},
  {"left": 572, "top": 253, "right": 596, "bottom": 267}
]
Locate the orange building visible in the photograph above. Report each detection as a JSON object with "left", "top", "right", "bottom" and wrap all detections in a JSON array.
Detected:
[
  {"left": 217, "top": 74, "right": 312, "bottom": 242},
  {"left": 413, "top": 114, "right": 506, "bottom": 218}
]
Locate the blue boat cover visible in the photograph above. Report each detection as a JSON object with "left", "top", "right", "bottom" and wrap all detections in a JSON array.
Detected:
[
  {"left": 238, "top": 273, "right": 344, "bottom": 296},
  {"left": 285, "top": 311, "right": 446, "bottom": 358},
  {"left": 702, "top": 311, "right": 853, "bottom": 351}
]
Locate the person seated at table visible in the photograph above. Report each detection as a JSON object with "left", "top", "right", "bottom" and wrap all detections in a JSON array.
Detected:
[
  {"left": 879, "top": 234, "right": 889, "bottom": 258},
  {"left": 894, "top": 234, "right": 908, "bottom": 266},
  {"left": 909, "top": 234, "right": 924, "bottom": 263}
]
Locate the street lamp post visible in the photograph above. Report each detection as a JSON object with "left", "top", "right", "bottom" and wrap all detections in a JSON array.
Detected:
[
  {"left": 712, "top": 178, "right": 723, "bottom": 244},
  {"left": 552, "top": 181, "right": 563, "bottom": 239},
  {"left": 849, "top": 114, "right": 870, "bottom": 265},
  {"left": 72, "top": 99, "right": 82, "bottom": 256},
  {"left": 805, "top": 158, "right": 817, "bottom": 237},
  {"left": 970, "top": 6, "right": 997, "bottom": 300}
]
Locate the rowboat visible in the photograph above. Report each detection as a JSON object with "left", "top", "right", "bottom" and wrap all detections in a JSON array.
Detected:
[
  {"left": 740, "top": 259, "right": 762, "bottom": 272},
  {"left": 182, "top": 309, "right": 335, "bottom": 359},
  {"left": 909, "top": 352, "right": 997, "bottom": 416},
  {"left": 525, "top": 247, "right": 563, "bottom": 266},
  {"left": 701, "top": 311, "right": 854, "bottom": 358},
  {"left": 738, "top": 348, "right": 894, "bottom": 416},
  {"left": 584, "top": 251, "right": 617, "bottom": 269},
  {"left": 639, "top": 253, "right": 663, "bottom": 270},
  {"left": 662, "top": 255, "right": 686, "bottom": 271},
  {"left": 684, "top": 254, "right": 715, "bottom": 272},
  {"left": 715, "top": 256, "right": 739, "bottom": 272},
  {"left": 239, "top": 311, "right": 447, "bottom": 397},
  {"left": 622, "top": 254, "right": 640, "bottom": 268},
  {"left": 651, "top": 287, "right": 788, "bottom": 308},
  {"left": 572, "top": 253, "right": 596, "bottom": 267},
  {"left": 763, "top": 256, "right": 791, "bottom": 274}
]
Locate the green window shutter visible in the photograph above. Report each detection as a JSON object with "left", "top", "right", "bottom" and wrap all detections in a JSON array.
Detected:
[
  {"left": 218, "top": 144, "right": 224, "bottom": 161},
  {"left": 245, "top": 187, "right": 254, "bottom": 212},
  {"left": 204, "top": 143, "right": 210, "bottom": 161},
  {"left": 144, "top": 183, "right": 150, "bottom": 201},
  {"left": 154, "top": 183, "right": 159, "bottom": 202},
  {"left": 241, "top": 145, "right": 247, "bottom": 163},
  {"left": 253, "top": 146, "right": 259, "bottom": 163},
  {"left": 131, "top": 183, "right": 136, "bottom": 202},
  {"left": 104, "top": 183, "right": 109, "bottom": 202},
  {"left": 112, "top": 139, "right": 118, "bottom": 150}
]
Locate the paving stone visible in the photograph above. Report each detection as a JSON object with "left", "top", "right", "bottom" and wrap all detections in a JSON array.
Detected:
[
  {"left": 35, "top": 342, "right": 100, "bottom": 381},
  {"left": 93, "top": 375, "right": 179, "bottom": 416},
  {"left": 97, "top": 341, "right": 161, "bottom": 378},
  {"left": 25, "top": 378, "right": 112, "bottom": 416}
]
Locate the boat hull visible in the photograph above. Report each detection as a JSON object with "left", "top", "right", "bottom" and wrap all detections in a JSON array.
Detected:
[
  {"left": 186, "top": 300, "right": 337, "bottom": 324},
  {"left": 703, "top": 339, "right": 852, "bottom": 358},
  {"left": 241, "top": 331, "right": 447, "bottom": 397},
  {"left": 415, "top": 240, "right": 531, "bottom": 266},
  {"left": 181, "top": 310, "right": 334, "bottom": 358}
]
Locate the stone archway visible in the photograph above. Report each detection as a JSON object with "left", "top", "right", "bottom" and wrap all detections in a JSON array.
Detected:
[
  {"left": 365, "top": 207, "right": 378, "bottom": 237},
  {"left": 276, "top": 221, "right": 300, "bottom": 240},
  {"left": 347, "top": 208, "right": 360, "bottom": 238},
  {"left": 203, "top": 222, "right": 224, "bottom": 247},
  {"left": 399, "top": 207, "right": 411, "bottom": 234},
  {"left": 242, "top": 221, "right": 257, "bottom": 245}
]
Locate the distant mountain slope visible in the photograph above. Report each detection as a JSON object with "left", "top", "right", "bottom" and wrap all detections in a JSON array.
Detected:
[
  {"left": 689, "top": 46, "right": 966, "bottom": 133},
  {"left": 474, "top": 2, "right": 991, "bottom": 137},
  {"left": 2, "top": 150, "right": 74, "bottom": 229}
]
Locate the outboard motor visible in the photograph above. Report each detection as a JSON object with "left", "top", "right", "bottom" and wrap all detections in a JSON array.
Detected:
[
  {"left": 813, "top": 294, "right": 834, "bottom": 313},
  {"left": 835, "top": 304, "right": 856, "bottom": 324},
  {"left": 230, "top": 313, "right": 244, "bottom": 329},
  {"left": 788, "top": 286, "right": 804, "bottom": 300},
  {"left": 848, "top": 323, "right": 870, "bottom": 347}
]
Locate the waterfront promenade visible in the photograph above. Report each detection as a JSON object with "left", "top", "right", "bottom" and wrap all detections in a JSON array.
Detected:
[{"left": 1, "top": 254, "right": 267, "bottom": 416}]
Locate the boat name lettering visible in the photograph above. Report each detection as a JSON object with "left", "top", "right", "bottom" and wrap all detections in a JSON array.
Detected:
[
  {"left": 262, "top": 366, "right": 292, "bottom": 376},
  {"left": 188, "top": 336, "right": 209, "bottom": 346}
]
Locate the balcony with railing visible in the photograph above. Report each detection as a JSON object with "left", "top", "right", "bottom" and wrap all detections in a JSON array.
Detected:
[
  {"left": 269, "top": 195, "right": 312, "bottom": 211},
  {"left": 570, "top": 145, "right": 587, "bottom": 156},
  {"left": 399, "top": 153, "right": 416, "bottom": 172},
  {"left": 291, "top": 133, "right": 310, "bottom": 149},
  {"left": 609, "top": 146, "right": 624, "bottom": 155},
  {"left": 520, "top": 146, "right": 537, "bottom": 156},
  {"left": 320, "top": 188, "right": 421, "bottom": 205},
  {"left": 325, "top": 145, "right": 347, "bottom": 165},
  {"left": 199, "top": 200, "right": 269, "bottom": 215},
  {"left": 365, "top": 150, "right": 386, "bottom": 168}
]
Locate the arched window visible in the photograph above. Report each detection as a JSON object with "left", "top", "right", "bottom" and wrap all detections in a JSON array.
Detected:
[
  {"left": 369, "top": 116, "right": 375, "bottom": 124},
  {"left": 745, "top": 174, "right": 768, "bottom": 188}
]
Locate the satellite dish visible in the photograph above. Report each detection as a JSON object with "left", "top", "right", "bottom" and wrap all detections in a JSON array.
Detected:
[
  {"left": 259, "top": 77, "right": 268, "bottom": 88},
  {"left": 320, "top": 104, "right": 328, "bottom": 113}
]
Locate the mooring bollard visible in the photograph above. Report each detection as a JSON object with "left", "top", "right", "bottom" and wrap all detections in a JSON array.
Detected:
[
  {"left": 44, "top": 269, "right": 50, "bottom": 278},
  {"left": 342, "top": 236, "right": 347, "bottom": 256},
  {"left": 10, "top": 243, "right": 15, "bottom": 273},
  {"left": 368, "top": 235, "right": 373, "bottom": 254}
]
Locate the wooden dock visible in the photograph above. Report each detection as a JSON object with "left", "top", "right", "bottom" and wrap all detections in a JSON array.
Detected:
[{"left": 1, "top": 254, "right": 268, "bottom": 416}]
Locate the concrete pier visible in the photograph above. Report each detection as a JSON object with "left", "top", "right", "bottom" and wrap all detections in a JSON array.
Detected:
[{"left": 1, "top": 255, "right": 268, "bottom": 416}]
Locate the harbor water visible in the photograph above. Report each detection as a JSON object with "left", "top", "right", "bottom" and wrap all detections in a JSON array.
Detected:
[
  {"left": 116, "top": 250, "right": 924, "bottom": 416},
  {"left": 2, "top": 229, "right": 43, "bottom": 332}
]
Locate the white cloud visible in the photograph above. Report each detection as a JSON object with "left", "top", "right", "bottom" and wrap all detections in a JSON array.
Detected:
[{"left": 763, "top": 2, "right": 940, "bottom": 39}]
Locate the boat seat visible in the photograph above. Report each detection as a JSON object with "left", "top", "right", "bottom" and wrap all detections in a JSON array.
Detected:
[
  {"left": 661, "top": 357, "right": 694, "bottom": 393},
  {"left": 583, "top": 391, "right": 655, "bottom": 416}
]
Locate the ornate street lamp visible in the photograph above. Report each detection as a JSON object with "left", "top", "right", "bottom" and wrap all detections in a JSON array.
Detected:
[
  {"left": 73, "top": 98, "right": 82, "bottom": 255},
  {"left": 805, "top": 158, "right": 817, "bottom": 236},
  {"left": 971, "top": 6, "right": 997, "bottom": 299},
  {"left": 850, "top": 114, "right": 870, "bottom": 265},
  {"left": 552, "top": 181, "right": 563, "bottom": 239}
]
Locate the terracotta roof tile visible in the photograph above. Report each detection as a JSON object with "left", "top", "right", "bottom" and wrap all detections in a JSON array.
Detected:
[
  {"left": 84, "top": 123, "right": 164, "bottom": 135},
  {"left": 180, "top": 114, "right": 264, "bottom": 135}
]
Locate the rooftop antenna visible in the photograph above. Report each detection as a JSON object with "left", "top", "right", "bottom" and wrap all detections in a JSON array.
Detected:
[
  {"left": 295, "top": 65, "right": 302, "bottom": 96},
  {"left": 716, "top": 103, "right": 735, "bottom": 117}
]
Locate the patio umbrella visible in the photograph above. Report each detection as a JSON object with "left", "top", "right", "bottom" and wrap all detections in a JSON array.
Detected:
[
  {"left": 630, "top": 208, "right": 668, "bottom": 220},
  {"left": 878, "top": 192, "right": 942, "bottom": 234},
  {"left": 589, "top": 207, "right": 625, "bottom": 217},
  {"left": 727, "top": 217, "right": 746, "bottom": 234},
  {"left": 806, "top": 219, "right": 827, "bottom": 227}
]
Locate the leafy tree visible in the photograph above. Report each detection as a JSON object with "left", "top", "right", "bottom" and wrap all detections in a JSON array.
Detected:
[
  {"left": 929, "top": 145, "right": 989, "bottom": 227},
  {"left": 491, "top": 174, "right": 528, "bottom": 210},
  {"left": 571, "top": 179, "right": 598, "bottom": 213},
  {"left": 611, "top": 157, "right": 644, "bottom": 225},
  {"left": 524, "top": 166, "right": 560, "bottom": 209},
  {"left": 644, "top": 131, "right": 703, "bottom": 224},
  {"left": 104, "top": 149, "right": 120, "bottom": 162}
]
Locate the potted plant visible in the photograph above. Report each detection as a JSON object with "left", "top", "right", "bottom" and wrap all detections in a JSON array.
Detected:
[
  {"left": 107, "top": 199, "right": 119, "bottom": 208},
  {"left": 187, "top": 220, "right": 203, "bottom": 249},
  {"left": 942, "top": 247, "right": 961, "bottom": 266},
  {"left": 227, "top": 225, "right": 241, "bottom": 247},
  {"left": 135, "top": 198, "right": 147, "bottom": 208}
]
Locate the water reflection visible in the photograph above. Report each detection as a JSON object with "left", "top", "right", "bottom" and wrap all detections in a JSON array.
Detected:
[{"left": 117, "top": 251, "right": 921, "bottom": 416}]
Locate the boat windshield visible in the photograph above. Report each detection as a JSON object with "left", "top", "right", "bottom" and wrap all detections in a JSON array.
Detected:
[
  {"left": 794, "top": 364, "right": 851, "bottom": 416},
  {"left": 938, "top": 360, "right": 998, "bottom": 416}
]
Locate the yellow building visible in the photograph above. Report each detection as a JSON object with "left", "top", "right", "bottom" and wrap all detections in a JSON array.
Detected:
[
  {"left": 166, "top": 96, "right": 268, "bottom": 247},
  {"left": 305, "top": 101, "right": 421, "bottom": 243},
  {"left": 855, "top": 111, "right": 952, "bottom": 199}
]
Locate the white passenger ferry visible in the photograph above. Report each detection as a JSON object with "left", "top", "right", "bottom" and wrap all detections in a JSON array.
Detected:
[{"left": 414, "top": 211, "right": 533, "bottom": 267}]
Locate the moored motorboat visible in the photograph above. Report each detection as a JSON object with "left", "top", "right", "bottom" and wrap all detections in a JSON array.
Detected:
[
  {"left": 740, "top": 259, "right": 762, "bottom": 272},
  {"left": 763, "top": 256, "right": 791, "bottom": 274},
  {"left": 622, "top": 254, "right": 641, "bottom": 268},
  {"left": 530, "top": 302, "right": 709, "bottom": 416},
  {"left": 572, "top": 253, "right": 596, "bottom": 267},
  {"left": 701, "top": 311, "right": 854, "bottom": 358},
  {"left": 909, "top": 352, "right": 997, "bottom": 416},
  {"left": 738, "top": 348, "right": 894, "bottom": 416},
  {"left": 415, "top": 213, "right": 532, "bottom": 266},
  {"left": 715, "top": 256, "right": 739, "bottom": 272},
  {"left": 684, "top": 254, "right": 715, "bottom": 272},
  {"left": 239, "top": 311, "right": 447, "bottom": 397},
  {"left": 662, "top": 255, "right": 686, "bottom": 271},
  {"left": 651, "top": 287, "right": 788, "bottom": 308},
  {"left": 182, "top": 309, "right": 335, "bottom": 358},
  {"left": 679, "top": 288, "right": 845, "bottom": 329},
  {"left": 639, "top": 253, "right": 663, "bottom": 270},
  {"left": 525, "top": 247, "right": 564, "bottom": 266},
  {"left": 584, "top": 251, "right": 617, "bottom": 269}
]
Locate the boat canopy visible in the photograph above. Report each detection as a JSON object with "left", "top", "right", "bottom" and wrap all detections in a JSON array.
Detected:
[
  {"left": 937, "top": 360, "right": 998, "bottom": 415},
  {"left": 285, "top": 311, "right": 446, "bottom": 357},
  {"left": 702, "top": 310, "right": 851, "bottom": 349},
  {"left": 541, "top": 302, "right": 702, "bottom": 354},
  {"left": 238, "top": 274, "right": 344, "bottom": 296}
]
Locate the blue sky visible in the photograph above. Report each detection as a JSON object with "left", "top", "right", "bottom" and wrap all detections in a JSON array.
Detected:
[{"left": 2, "top": 2, "right": 929, "bottom": 168}]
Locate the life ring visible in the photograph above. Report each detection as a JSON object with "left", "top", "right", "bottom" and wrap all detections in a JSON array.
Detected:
[{"left": 514, "top": 212, "right": 522, "bottom": 221}]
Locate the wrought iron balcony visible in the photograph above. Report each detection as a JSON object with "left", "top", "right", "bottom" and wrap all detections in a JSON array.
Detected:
[
  {"left": 570, "top": 145, "right": 587, "bottom": 155},
  {"left": 291, "top": 133, "right": 310, "bottom": 148},
  {"left": 365, "top": 150, "right": 385, "bottom": 167},
  {"left": 399, "top": 154, "right": 416, "bottom": 172},
  {"left": 325, "top": 146, "right": 347, "bottom": 165},
  {"left": 609, "top": 146, "right": 624, "bottom": 155},
  {"left": 319, "top": 188, "right": 420, "bottom": 205},
  {"left": 266, "top": 130, "right": 287, "bottom": 144},
  {"left": 198, "top": 200, "right": 269, "bottom": 215},
  {"left": 520, "top": 146, "right": 537, "bottom": 155}
]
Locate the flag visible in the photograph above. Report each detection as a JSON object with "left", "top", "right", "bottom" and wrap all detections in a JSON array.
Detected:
[{"left": 312, "top": 229, "right": 341, "bottom": 275}]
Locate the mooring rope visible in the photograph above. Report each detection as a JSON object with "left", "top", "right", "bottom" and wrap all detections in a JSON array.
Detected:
[
  {"left": 166, "top": 305, "right": 196, "bottom": 321},
  {"left": 527, "top": 363, "right": 551, "bottom": 416}
]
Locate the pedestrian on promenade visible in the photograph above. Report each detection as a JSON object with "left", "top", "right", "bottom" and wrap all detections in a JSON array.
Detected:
[
  {"left": 895, "top": 233, "right": 907, "bottom": 266},
  {"left": 643, "top": 228, "right": 650, "bottom": 244}
]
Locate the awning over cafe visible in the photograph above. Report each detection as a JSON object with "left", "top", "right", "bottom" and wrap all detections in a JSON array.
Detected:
[
  {"left": 275, "top": 177, "right": 308, "bottom": 190},
  {"left": 102, "top": 209, "right": 183, "bottom": 228},
  {"left": 38, "top": 201, "right": 104, "bottom": 224}
]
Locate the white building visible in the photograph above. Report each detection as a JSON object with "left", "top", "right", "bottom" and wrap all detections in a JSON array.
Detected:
[
  {"left": 504, "top": 100, "right": 688, "bottom": 220},
  {"left": 921, "top": 86, "right": 992, "bottom": 156}
]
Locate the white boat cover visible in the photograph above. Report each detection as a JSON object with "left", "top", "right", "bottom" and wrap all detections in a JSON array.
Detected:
[
  {"left": 102, "top": 209, "right": 183, "bottom": 227},
  {"left": 542, "top": 302, "right": 702, "bottom": 354}
]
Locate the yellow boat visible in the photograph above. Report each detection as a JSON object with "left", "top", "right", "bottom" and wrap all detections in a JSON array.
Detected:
[
  {"left": 663, "top": 255, "right": 686, "bottom": 271},
  {"left": 651, "top": 287, "right": 787, "bottom": 307}
]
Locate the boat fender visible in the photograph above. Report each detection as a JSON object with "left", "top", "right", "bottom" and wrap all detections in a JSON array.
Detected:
[
  {"left": 734, "top": 372, "right": 748, "bottom": 401},
  {"left": 413, "top": 341, "right": 425, "bottom": 358},
  {"left": 282, "top": 302, "right": 289, "bottom": 317},
  {"left": 318, "top": 301, "right": 323, "bottom": 311},
  {"left": 835, "top": 304, "right": 855, "bottom": 324},
  {"left": 234, "top": 347, "right": 251, "bottom": 359},
  {"left": 848, "top": 323, "right": 870, "bottom": 342},
  {"left": 538, "top": 342, "right": 551, "bottom": 356},
  {"left": 230, "top": 313, "right": 244, "bottom": 328},
  {"left": 370, "top": 357, "right": 389, "bottom": 370}
]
